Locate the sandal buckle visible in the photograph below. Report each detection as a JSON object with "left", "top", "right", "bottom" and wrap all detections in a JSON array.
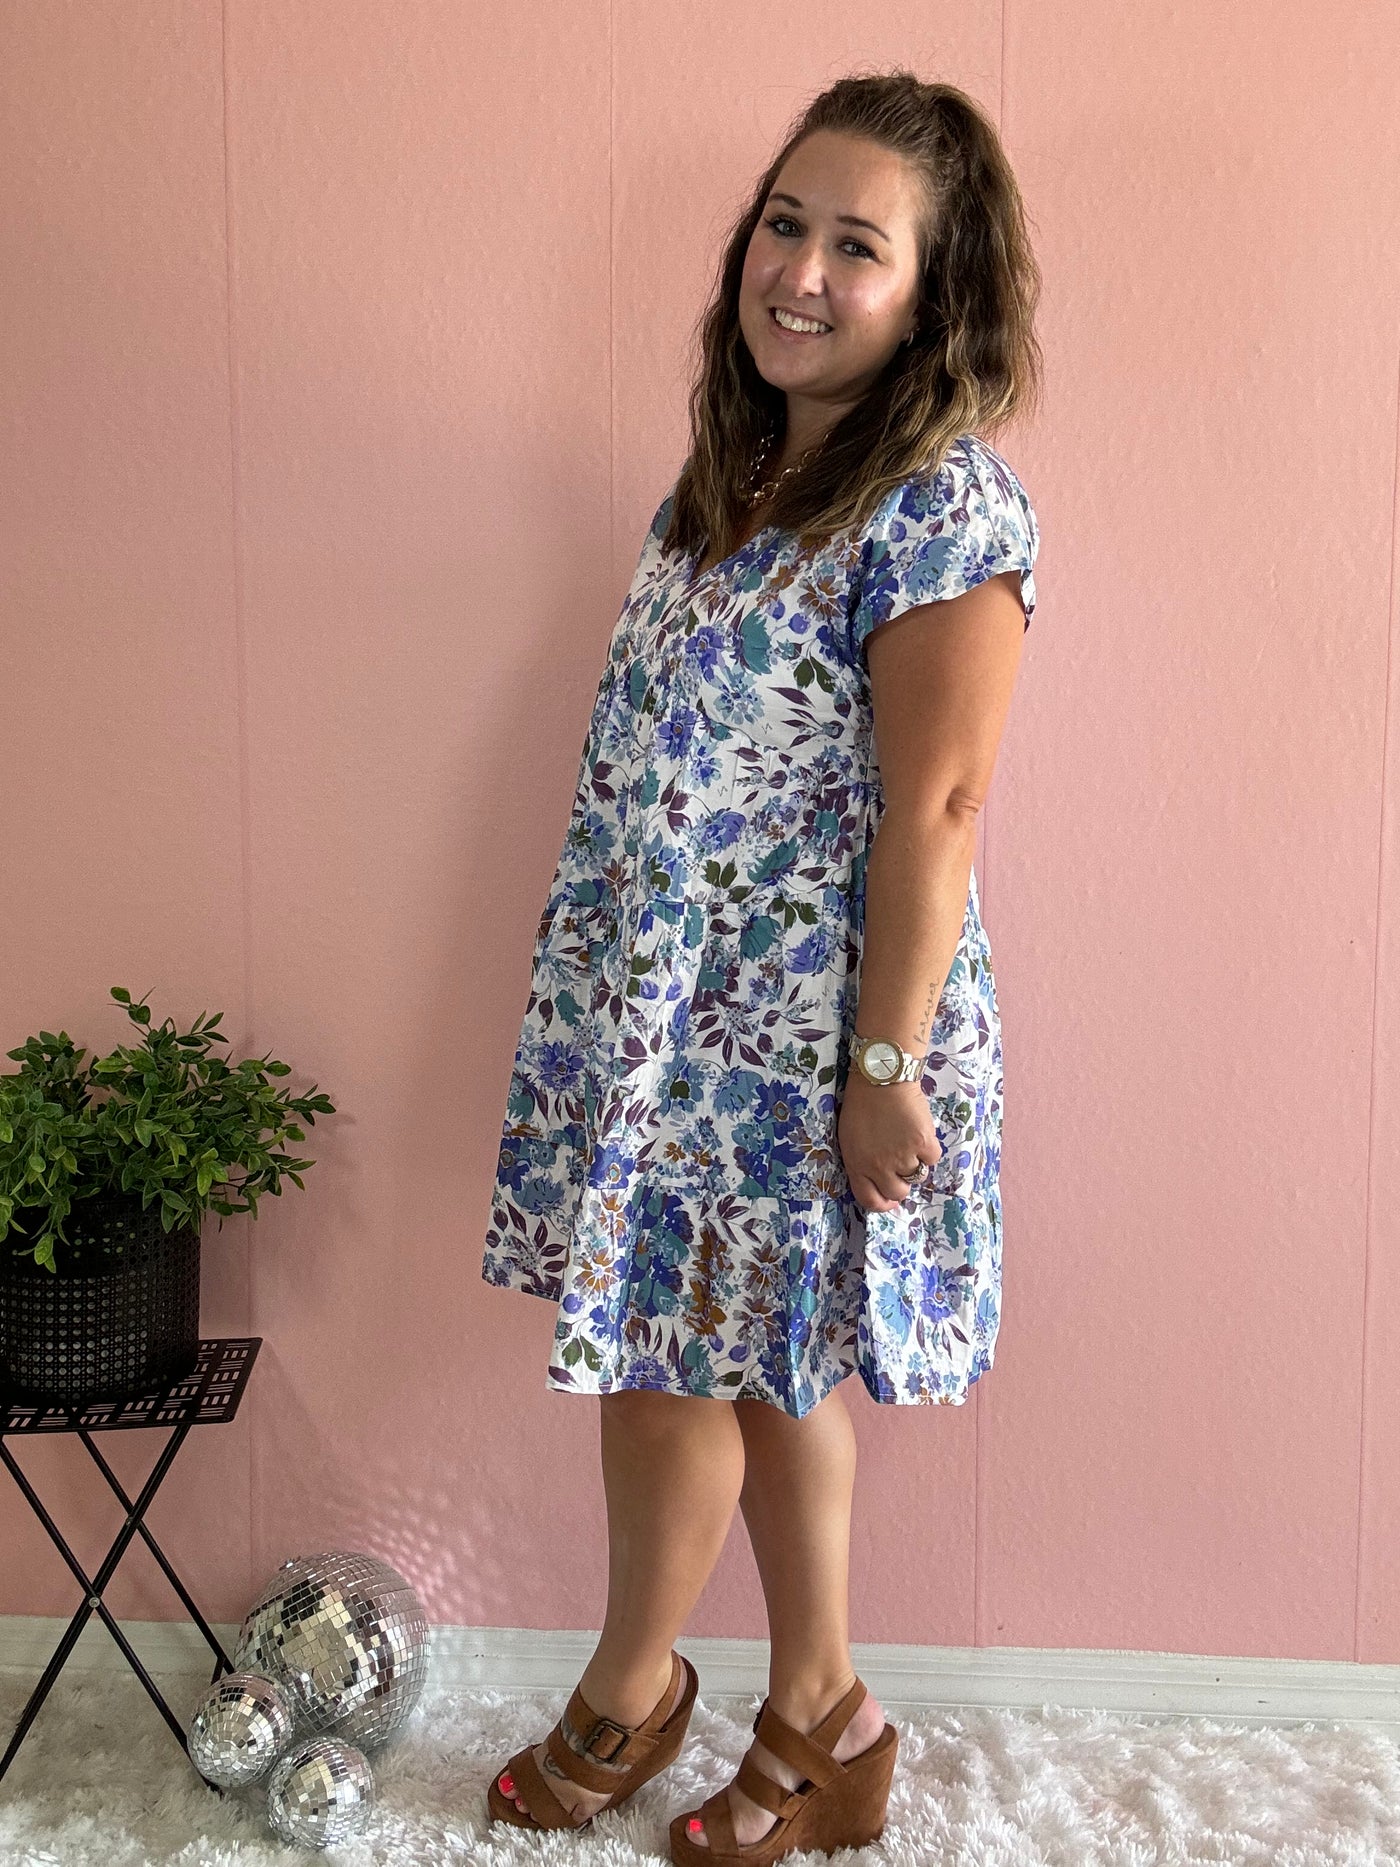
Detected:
[{"left": 583, "top": 1715, "right": 632, "bottom": 1761}]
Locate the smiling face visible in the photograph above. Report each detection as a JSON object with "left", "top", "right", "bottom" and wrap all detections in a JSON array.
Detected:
[{"left": 738, "top": 129, "right": 928, "bottom": 461}]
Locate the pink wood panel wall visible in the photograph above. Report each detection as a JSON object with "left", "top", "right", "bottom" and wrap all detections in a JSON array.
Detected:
[{"left": 2, "top": 0, "right": 1397, "bottom": 1667}]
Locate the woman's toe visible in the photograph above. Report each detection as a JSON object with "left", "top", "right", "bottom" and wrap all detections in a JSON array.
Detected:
[{"left": 495, "top": 1768, "right": 530, "bottom": 1818}]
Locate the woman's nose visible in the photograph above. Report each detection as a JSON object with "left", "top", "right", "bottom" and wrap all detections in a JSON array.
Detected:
[{"left": 782, "top": 255, "right": 826, "bottom": 291}]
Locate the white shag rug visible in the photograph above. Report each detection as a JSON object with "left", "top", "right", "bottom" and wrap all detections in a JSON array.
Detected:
[{"left": 0, "top": 1667, "right": 1397, "bottom": 1865}]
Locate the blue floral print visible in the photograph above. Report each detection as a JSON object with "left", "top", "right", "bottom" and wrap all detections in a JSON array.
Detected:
[{"left": 481, "top": 432, "right": 1039, "bottom": 1419}]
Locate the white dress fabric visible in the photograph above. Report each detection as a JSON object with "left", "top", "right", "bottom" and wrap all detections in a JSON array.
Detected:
[{"left": 481, "top": 432, "right": 1039, "bottom": 1418}]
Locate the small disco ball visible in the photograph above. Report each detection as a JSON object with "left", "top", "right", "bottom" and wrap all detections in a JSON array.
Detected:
[
  {"left": 187, "top": 1668, "right": 298, "bottom": 1789},
  {"left": 266, "top": 1735, "right": 375, "bottom": 1848},
  {"left": 234, "top": 1550, "right": 430, "bottom": 1750}
]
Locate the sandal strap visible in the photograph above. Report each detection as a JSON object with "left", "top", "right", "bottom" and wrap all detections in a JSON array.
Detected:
[
  {"left": 751, "top": 1677, "right": 867, "bottom": 1789},
  {"left": 734, "top": 1749, "right": 807, "bottom": 1820},
  {"left": 545, "top": 1717, "right": 631, "bottom": 1794},
  {"left": 697, "top": 1783, "right": 738, "bottom": 1853},
  {"left": 544, "top": 1650, "right": 684, "bottom": 1793},
  {"left": 505, "top": 1738, "right": 577, "bottom": 1829}
]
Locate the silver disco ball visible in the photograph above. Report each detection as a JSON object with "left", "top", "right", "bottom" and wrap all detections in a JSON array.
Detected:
[
  {"left": 187, "top": 1669, "right": 297, "bottom": 1789},
  {"left": 233, "top": 1550, "right": 430, "bottom": 1749},
  {"left": 266, "top": 1735, "right": 375, "bottom": 1848}
]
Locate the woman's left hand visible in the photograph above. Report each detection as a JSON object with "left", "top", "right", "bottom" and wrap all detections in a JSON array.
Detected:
[{"left": 837, "top": 1075, "right": 943, "bottom": 1214}]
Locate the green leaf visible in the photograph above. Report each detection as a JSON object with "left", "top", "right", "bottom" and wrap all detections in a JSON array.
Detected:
[
  {"left": 737, "top": 613, "right": 772, "bottom": 674},
  {"left": 747, "top": 840, "right": 801, "bottom": 890},
  {"left": 739, "top": 914, "right": 780, "bottom": 961}
]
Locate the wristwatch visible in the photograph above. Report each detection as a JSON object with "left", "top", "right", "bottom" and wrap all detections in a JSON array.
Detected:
[{"left": 850, "top": 1032, "right": 923, "bottom": 1086}]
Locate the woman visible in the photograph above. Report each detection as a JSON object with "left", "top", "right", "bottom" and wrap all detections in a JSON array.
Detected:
[{"left": 480, "top": 68, "right": 1041, "bottom": 1866}]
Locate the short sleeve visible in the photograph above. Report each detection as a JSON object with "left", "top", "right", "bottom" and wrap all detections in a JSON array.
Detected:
[{"left": 848, "top": 439, "right": 1039, "bottom": 657}]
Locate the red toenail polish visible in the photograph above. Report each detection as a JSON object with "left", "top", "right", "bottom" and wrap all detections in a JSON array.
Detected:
[
  {"left": 499, "top": 1773, "right": 514, "bottom": 1793},
  {"left": 688, "top": 1817, "right": 703, "bottom": 1831}
]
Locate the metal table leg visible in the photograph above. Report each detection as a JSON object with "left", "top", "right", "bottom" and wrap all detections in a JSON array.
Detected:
[{"left": 0, "top": 1423, "right": 233, "bottom": 1792}]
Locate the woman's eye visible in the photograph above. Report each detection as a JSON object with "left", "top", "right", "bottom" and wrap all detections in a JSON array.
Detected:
[{"left": 763, "top": 215, "right": 872, "bottom": 259}]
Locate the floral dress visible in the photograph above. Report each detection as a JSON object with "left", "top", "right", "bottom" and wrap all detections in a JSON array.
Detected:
[{"left": 480, "top": 432, "right": 1039, "bottom": 1420}]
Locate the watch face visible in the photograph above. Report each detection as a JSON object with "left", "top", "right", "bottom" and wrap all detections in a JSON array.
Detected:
[{"left": 862, "top": 1040, "right": 900, "bottom": 1084}]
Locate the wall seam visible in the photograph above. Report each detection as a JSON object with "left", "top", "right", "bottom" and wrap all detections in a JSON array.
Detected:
[
  {"left": 218, "top": 0, "right": 257, "bottom": 1593},
  {"left": 1356, "top": 258, "right": 1400, "bottom": 1663},
  {"left": 974, "top": 0, "right": 1013, "bottom": 1654}
]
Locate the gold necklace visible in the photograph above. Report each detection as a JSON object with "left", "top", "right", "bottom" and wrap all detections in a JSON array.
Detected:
[{"left": 744, "top": 426, "right": 819, "bottom": 510}]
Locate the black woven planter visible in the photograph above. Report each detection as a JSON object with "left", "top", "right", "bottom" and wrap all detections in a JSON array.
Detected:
[{"left": 0, "top": 1187, "right": 201, "bottom": 1406}]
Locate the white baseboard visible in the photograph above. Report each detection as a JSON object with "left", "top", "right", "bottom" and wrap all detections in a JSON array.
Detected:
[{"left": 2, "top": 1617, "right": 1396, "bottom": 1739}]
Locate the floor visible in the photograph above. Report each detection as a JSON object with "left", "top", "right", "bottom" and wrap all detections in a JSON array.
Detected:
[{"left": 1, "top": 1665, "right": 1397, "bottom": 1864}]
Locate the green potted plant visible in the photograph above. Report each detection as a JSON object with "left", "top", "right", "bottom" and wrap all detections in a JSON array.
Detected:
[{"left": 0, "top": 987, "right": 335, "bottom": 1406}]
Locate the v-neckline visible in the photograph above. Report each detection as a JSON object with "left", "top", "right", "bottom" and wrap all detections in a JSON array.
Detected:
[{"left": 683, "top": 520, "right": 774, "bottom": 591}]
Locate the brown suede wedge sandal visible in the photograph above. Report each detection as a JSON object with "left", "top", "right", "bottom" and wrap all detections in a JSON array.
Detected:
[
  {"left": 668, "top": 1675, "right": 898, "bottom": 1866},
  {"left": 487, "top": 1649, "right": 699, "bottom": 1831}
]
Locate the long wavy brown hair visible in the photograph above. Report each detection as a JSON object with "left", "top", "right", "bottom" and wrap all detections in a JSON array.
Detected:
[{"left": 662, "top": 70, "right": 1043, "bottom": 565}]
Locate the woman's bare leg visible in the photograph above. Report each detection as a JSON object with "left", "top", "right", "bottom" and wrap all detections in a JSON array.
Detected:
[
  {"left": 684, "top": 1381, "right": 889, "bottom": 1850},
  {"left": 499, "top": 1388, "right": 745, "bottom": 1821}
]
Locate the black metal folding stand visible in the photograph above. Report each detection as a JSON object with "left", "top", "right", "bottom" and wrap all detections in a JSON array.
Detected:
[{"left": 0, "top": 1337, "right": 262, "bottom": 1792}]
